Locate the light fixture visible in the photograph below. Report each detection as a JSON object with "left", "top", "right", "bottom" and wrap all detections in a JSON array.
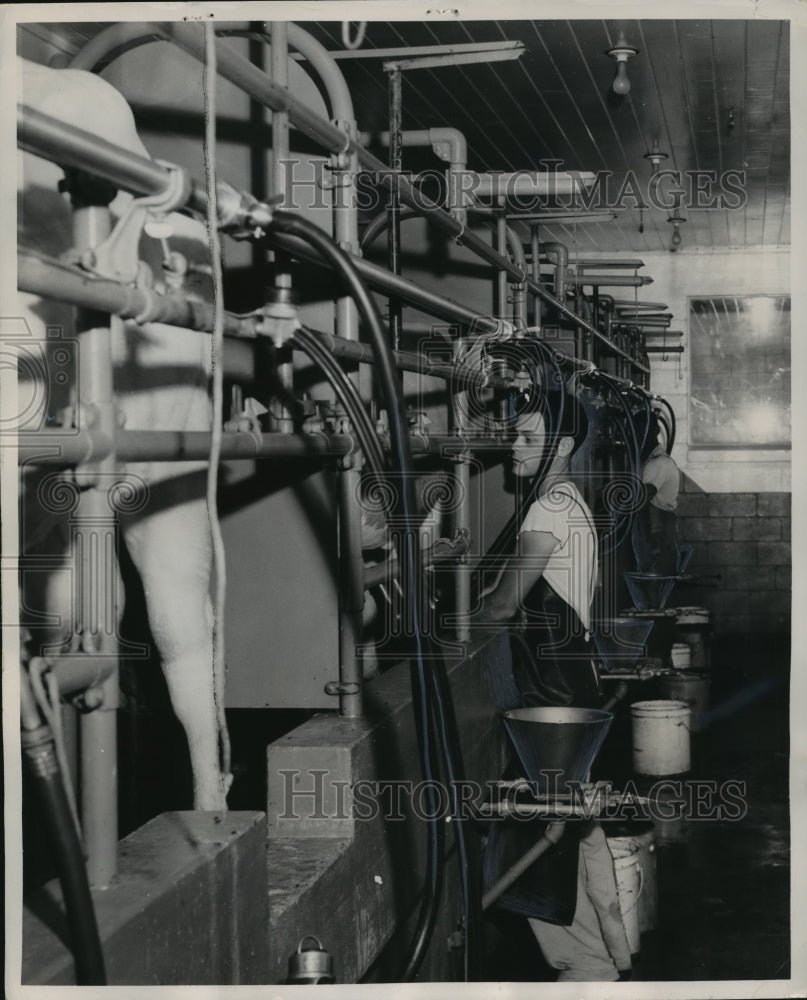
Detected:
[
  {"left": 667, "top": 211, "right": 687, "bottom": 251},
  {"left": 643, "top": 139, "right": 669, "bottom": 174},
  {"left": 607, "top": 33, "right": 639, "bottom": 95}
]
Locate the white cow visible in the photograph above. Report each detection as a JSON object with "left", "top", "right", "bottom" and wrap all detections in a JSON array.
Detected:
[{"left": 18, "top": 58, "right": 229, "bottom": 810}]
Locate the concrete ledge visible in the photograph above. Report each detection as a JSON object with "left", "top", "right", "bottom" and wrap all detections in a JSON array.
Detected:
[
  {"left": 266, "top": 631, "right": 515, "bottom": 982},
  {"left": 22, "top": 810, "right": 268, "bottom": 985}
]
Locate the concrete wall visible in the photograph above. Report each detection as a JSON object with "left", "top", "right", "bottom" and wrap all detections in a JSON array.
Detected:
[{"left": 678, "top": 479, "right": 791, "bottom": 636}]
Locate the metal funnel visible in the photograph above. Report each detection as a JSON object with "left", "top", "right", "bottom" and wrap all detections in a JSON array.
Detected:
[
  {"left": 591, "top": 617, "right": 654, "bottom": 671},
  {"left": 624, "top": 572, "right": 678, "bottom": 610},
  {"left": 502, "top": 706, "right": 614, "bottom": 793}
]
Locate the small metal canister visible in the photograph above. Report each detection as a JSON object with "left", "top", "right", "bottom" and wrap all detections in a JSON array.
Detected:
[{"left": 288, "top": 936, "right": 335, "bottom": 984}]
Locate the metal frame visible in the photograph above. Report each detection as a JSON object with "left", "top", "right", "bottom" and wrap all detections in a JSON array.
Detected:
[{"left": 17, "top": 22, "right": 667, "bottom": 889}]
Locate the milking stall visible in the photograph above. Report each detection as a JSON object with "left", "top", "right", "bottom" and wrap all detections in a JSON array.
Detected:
[{"left": 4, "top": 4, "right": 802, "bottom": 995}]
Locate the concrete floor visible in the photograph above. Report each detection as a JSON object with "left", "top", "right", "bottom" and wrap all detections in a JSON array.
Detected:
[{"left": 484, "top": 632, "right": 790, "bottom": 983}]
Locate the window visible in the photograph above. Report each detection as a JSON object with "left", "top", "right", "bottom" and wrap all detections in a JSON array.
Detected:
[{"left": 689, "top": 295, "right": 791, "bottom": 448}]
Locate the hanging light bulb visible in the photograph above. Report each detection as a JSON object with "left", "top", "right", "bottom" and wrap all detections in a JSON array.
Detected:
[
  {"left": 667, "top": 212, "right": 686, "bottom": 252},
  {"left": 607, "top": 33, "right": 639, "bottom": 95},
  {"left": 643, "top": 138, "right": 669, "bottom": 174}
]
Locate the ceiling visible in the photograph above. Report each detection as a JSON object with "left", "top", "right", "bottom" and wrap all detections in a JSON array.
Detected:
[{"left": 20, "top": 17, "right": 790, "bottom": 253}]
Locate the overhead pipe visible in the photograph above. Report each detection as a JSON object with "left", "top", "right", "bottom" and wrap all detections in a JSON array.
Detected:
[
  {"left": 359, "top": 127, "right": 469, "bottom": 218},
  {"left": 18, "top": 97, "right": 645, "bottom": 370},
  {"left": 65, "top": 24, "right": 632, "bottom": 371},
  {"left": 156, "top": 24, "right": 596, "bottom": 290}
]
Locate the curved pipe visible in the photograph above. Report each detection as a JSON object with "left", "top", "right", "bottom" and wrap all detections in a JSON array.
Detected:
[
  {"left": 360, "top": 127, "right": 468, "bottom": 219},
  {"left": 360, "top": 127, "right": 467, "bottom": 171}
]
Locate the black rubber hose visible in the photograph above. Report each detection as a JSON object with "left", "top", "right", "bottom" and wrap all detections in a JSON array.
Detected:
[
  {"left": 635, "top": 388, "right": 653, "bottom": 456},
  {"left": 656, "top": 411, "right": 673, "bottom": 454},
  {"left": 472, "top": 336, "right": 565, "bottom": 602},
  {"left": 657, "top": 396, "right": 677, "bottom": 453},
  {"left": 264, "top": 211, "right": 451, "bottom": 980},
  {"left": 22, "top": 726, "right": 106, "bottom": 985},
  {"left": 595, "top": 373, "right": 642, "bottom": 556}
]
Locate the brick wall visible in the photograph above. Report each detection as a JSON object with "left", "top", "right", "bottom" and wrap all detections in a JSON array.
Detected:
[{"left": 677, "top": 478, "right": 791, "bottom": 636}]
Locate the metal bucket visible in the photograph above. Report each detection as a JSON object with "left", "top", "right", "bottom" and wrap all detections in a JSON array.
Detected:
[
  {"left": 603, "top": 820, "right": 657, "bottom": 933},
  {"left": 675, "top": 606, "right": 712, "bottom": 669},
  {"left": 658, "top": 672, "right": 710, "bottom": 732},
  {"left": 609, "top": 844, "right": 643, "bottom": 954},
  {"left": 631, "top": 700, "right": 691, "bottom": 775}
]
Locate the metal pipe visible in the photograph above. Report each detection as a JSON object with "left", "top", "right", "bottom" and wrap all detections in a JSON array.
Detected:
[
  {"left": 17, "top": 104, "right": 195, "bottom": 204},
  {"left": 272, "top": 23, "right": 362, "bottom": 345},
  {"left": 18, "top": 429, "right": 511, "bottom": 467},
  {"left": 530, "top": 225, "right": 541, "bottom": 332},
  {"left": 496, "top": 212, "right": 508, "bottom": 320},
  {"left": 21, "top": 61, "right": 644, "bottom": 369},
  {"left": 17, "top": 250, "right": 258, "bottom": 338},
  {"left": 528, "top": 280, "right": 648, "bottom": 374},
  {"left": 62, "top": 28, "right": 633, "bottom": 370},
  {"left": 266, "top": 229, "right": 501, "bottom": 334},
  {"left": 645, "top": 345, "right": 684, "bottom": 353},
  {"left": 539, "top": 241, "right": 568, "bottom": 300},
  {"left": 504, "top": 225, "right": 527, "bottom": 330},
  {"left": 308, "top": 328, "right": 511, "bottom": 390},
  {"left": 20, "top": 671, "right": 107, "bottom": 984},
  {"left": 359, "top": 206, "right": 419, "bottom": 254},
  {"left": 452, "top": 340, "right": 472, "bottom": 642},
  {"left": 268, "top": 24, "right": 296, "bottom": 432},
  {"left": 71, "top": 201, "right": 119, "bottom": 890},
  {"left": 50, "top": 655, "right": 118, "bottom": 698},
  {"left": 270, "top": 21, "right": 290, "bottom": 204},
  {"left": 387, "top": 66, "right": 403, "bottom": 352},
  {"left": 360, "top": 127, "right": 468, "bottom": 217},
  {"left": 337, "top": 465, "right": 364, "bottom": 717},
  {"left": 157, "top": 24, "right": 594, "bottom": 290},
  {"left": 569, "top": 275, "right": 653, "bottom": 287},
  {"left": 18, "top": 430, "right": 349, "bottom": 465},
  {"left": 481, "top": 821, "right": 566, "bottom": 910}
]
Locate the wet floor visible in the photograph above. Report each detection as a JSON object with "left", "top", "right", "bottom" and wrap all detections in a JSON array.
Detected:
[{"left": 484, "top": 633, "right": 791, "bottom": 982}]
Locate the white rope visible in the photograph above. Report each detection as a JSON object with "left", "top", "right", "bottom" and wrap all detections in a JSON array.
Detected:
[{"left": 202, "top": 21, "right": 231, "bottom": 790}]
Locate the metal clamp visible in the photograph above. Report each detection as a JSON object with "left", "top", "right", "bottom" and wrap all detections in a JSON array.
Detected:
[
  {"left": 324, "top": 680, "right": 361, "bottom": 697},
  {"left": 72, "top": 162, "right": 192, "bottom": 285}
]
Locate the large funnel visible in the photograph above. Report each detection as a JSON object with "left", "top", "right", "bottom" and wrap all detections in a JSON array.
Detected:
[
  {"left": 623, "top": 572, "right": 678, "bottom": 610},
  {"left": 591, "top": 617, "right": 654, "bottom": 671},
  {"left": 502, "top": 706, "right": 613, "bottom": 793}
]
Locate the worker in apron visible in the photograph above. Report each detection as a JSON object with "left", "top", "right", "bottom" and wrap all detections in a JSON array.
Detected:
[
  {"left": 476, "top": 389, "right": 632, "bottom": 982},
  {"left": 632, "top": 410, "right": 681, "bottom": 577}
]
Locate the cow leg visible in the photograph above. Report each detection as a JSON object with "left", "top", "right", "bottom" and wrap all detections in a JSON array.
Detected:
[{"left": 122, "top": 495, "right": 228, "bottom": 811}]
